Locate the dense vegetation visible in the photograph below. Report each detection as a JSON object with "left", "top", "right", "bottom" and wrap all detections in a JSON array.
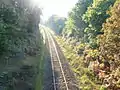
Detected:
[
  {"left": 56, "top": 0, "right": 120, "bottom": 89},
  {"left": 1, "top": 0, "right": 120, "bottom": 89},
  {"left": 62, "top": 0, "right": 93, "bottom": 41},
  {"left": 0, "top": 0, "right": 43, "bottom": 90},
  {"left": 45, "top": 15, "right": 66, "bottom": 34},
  {"left": 83, "top": 0, "right": 115, "bottom": 48},
  {"left": 0, "top": 0, "right": 41, "bottom": 57}
]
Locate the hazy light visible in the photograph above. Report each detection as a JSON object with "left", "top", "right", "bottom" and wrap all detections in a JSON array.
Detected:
[{"left": 32, "top": 0, "right": 78, "bottom": 21}]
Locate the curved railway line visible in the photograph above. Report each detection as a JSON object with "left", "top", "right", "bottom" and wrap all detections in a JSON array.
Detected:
[{"left": 42, "top": 26, "right": 80, "bottom": 90}]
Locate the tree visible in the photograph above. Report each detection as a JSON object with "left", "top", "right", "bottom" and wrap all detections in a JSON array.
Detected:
[
  {"left": 62, "top": 0, "right": 93, "bottom": 40},
  {"left": 46, "top": 15, "right": 66, "bottom": 34},
  {"left": 99, "top": 0, "right": 120, "bottom": 67},
  {"left": 83, "top": 0, "right": 115, "bottom": 48},
  {"left": 98, "top": 0, "right": 120, "bottom": 89},
  {"left": 0, "top": 0, "right": 41, "bottom": 57}
]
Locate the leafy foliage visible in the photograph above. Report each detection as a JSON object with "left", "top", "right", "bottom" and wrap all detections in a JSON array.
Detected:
[
  {"left": 98, "top": 0, "right": 120, "bottom": 89},
  {"left": 99, "top": 0, "right": 120, "bottom": 62},
  {"left": 83, "top": 0, "right": 115, "bottom": 48},
  {"left": 60, "top": 0, "right": 120, "bottom": 89},
  {"left": 0, "top": 0, "right": 42, "bottom": 89},
  {"left": 56, "top": 37, "right": 101, "bottom": 90},
  {"left": 0, "top": 0, "right": 41, "bottom": 57},
  {"left": 46, "top": 15, "right": 66, "bottom": 34},
  {"left": 63, "top": 0, "right": 93, "bottom": 39}
]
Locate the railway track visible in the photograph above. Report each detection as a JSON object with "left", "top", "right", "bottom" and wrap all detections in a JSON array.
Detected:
[
  {"left": 41, "top": 26, "right": 80, "bottom": 90},
  {"left": 46, "top": 30, "right": 69, "bottom": 90}
]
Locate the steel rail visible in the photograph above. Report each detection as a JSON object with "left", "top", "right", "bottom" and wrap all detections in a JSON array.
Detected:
[
  {"left": 45, "top": 30, "right": 57, "bottom": 90},
  {"left": 47, "top": 31, "right": 69, "bottom": 90}
]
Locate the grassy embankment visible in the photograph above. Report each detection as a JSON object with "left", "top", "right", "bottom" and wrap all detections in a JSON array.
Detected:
[
  {"left": 56, "top": 36, "right": 102, "bottom": 90},
  {"left": 35, "top": 36, "right": 44, "bottom": 90}
]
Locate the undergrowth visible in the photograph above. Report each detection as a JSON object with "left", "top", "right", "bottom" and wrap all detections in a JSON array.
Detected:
[{"left": 56, "top": 36, "right": 102, "bottom": 90}]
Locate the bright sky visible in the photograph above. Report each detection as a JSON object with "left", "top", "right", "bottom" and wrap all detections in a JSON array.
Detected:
[{"left": 32, "top": 0, "right": 78, "bottom": 21}]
